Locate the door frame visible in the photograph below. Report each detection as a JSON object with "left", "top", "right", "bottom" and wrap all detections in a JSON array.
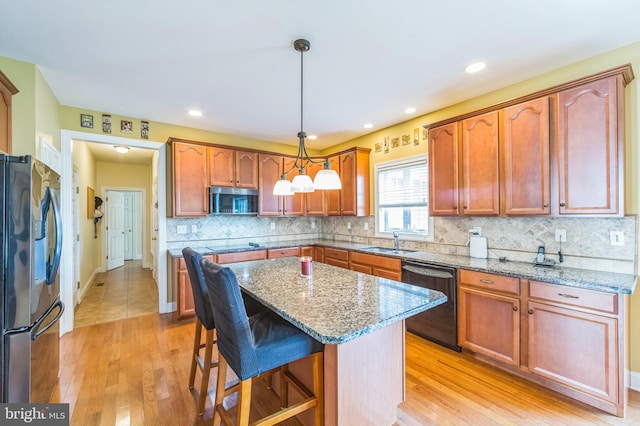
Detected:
[
  {"left": 60, "top": 130, "right": 168, "bottom": 336},
  {"left": 102, "top": 187, "right": 146, "bottom": 269}
]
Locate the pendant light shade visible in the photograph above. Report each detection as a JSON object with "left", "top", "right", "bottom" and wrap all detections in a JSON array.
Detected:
[{"left": 272, "top": 38, "right": 342, "bottom": 195}]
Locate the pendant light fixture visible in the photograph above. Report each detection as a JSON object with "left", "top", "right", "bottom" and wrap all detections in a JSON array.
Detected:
[{"left": 273, "top": 39, "right": 342, "bottom": 196}]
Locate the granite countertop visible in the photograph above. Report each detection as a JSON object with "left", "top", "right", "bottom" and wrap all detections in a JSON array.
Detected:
[
  {"left": 227, "top": 257, "right": 447, "bottom": 344},
  {"left": 169, "top": 238, "right": 638, "bottom": 294}
]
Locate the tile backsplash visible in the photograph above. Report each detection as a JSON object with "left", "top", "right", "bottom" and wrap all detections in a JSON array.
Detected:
[{"left": 167, "top": 215, "right": 637, "bottom": 274}]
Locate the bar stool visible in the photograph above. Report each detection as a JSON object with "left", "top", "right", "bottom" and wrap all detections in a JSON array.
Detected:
[
  {"left": 182, "top": 247, "right": 219, "bottom": 415},
  {"left": 200, "top": 258, "right": 324, "bottom": 426}
]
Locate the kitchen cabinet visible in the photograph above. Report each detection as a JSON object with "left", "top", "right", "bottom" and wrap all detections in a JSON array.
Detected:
[
  {"left": 175, "top": 255, "right": 215, "bottom": 318},
  {"left": 208, "top": 147, "right": 258, "bottom": 189},
  {"left": 283, "top": 157, "right": 304, "bottom": 216},
  {"left": 428, "top": 123, "right": 459, "bottom": 216},
  {"left": 500, "top": 97, "right": 550, "bottom": 215},
  {"left": 555, "top": 75, "right": 623, "bottom": 215},
  {"left": 300, "top": 246, "right": 313, "bottom": 257},
  {"left": 327, "top": 148, "right": 370, "bottom": 216},
  {"left": 171, "top": 141, "right": 209, "bottom": 217},
  {"left": 313, "top": 246, "right": 325, "bottom": 263},
  {"left": 258, "top": 154, "right": 304, "bottom": 216},
  {"left": 267, "top": 247, "right": 300, "bottom": 259},
  {"left": 323, "top": 247, "right": 349, "bottom": 269},
  {"left": 217, "top": 250, "right": 266, "bottom": 264},
  {"left": 0, "top": 70, "right": 18, "bottom": 155},
  {"left": 349, "top": 251, "right": 401, "bottom": 281},
  {"left": 527, "top": 280, "right": 622, "bottom": 411},
  {"left": 304, "top": 161, "right": 327, "bottom": 216},
  {"left": 460, "top": 111, "right": 500, "bottom": 216},
  {"left": 458, "top": 270, "right": 520, "bottom": 366}
]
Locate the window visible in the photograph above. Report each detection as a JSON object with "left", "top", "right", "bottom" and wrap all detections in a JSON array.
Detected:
[{"left": 375, "top": 155, "right": 430, "bottom": 239}]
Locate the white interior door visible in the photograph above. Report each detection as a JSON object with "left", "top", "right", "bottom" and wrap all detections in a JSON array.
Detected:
[
  {"left": 106, "top": 190, "right": 125, "bottom": 270},
  {"left": 122, "top": 192, "right": 134, "bottom": 260},
  {"left": 72, "top": 167, "right": 80, "bottom": 304}
]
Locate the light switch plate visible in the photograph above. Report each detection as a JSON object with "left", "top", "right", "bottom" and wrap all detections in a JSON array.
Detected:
[
  {"left": 610, "top": 231, "right": 624, "bottom": 246},
  {"left": 555, "top": 229, "right": 567, "bottom": 243},
  {"left": 270, "top": 222, "right": 275, "bottom": 230},
  {"left": 191, "top": 225, "right": 198, "bottom": 233},
  {"left": 364, "top": 223, "right": 369, "bottom": 231},
  {"left": 176, "top": 225, "right": 187, "bottom": 235}
]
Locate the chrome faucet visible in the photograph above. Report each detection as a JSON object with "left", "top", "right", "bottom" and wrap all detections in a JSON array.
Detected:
[{"left": 393, "top": 231, "right": 400, "bottom": 250}]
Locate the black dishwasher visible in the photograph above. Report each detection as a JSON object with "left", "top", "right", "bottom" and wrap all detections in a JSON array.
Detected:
[{"left": 401, "top": 261, "right": 461, "bottom": 352}]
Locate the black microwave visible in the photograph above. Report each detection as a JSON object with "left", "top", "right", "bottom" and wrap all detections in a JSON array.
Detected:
[{"left": 209, "top": 186, "right": 259, "bottom": 215}]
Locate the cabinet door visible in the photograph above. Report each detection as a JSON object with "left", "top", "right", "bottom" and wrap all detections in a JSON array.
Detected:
[
  {"left": 528, "top": 301, "right": 617, "bottom": 403},
  {"left": 461, "top": 111, "right": 500, "bottom": 216},
  {"left": 0, "top": 75, "right": 14, "bottom": 155},
  {"left": 235, "top": 151, "right": 259, "bottom": 189},
  {"left": 350, "top": 262, "right": 372, "bottom": 274},
  {"left": 283, "top": 157, "right": 304, "bottom": 216},
  {"left": 258, "top": 154, "right": 283, "bottom": 216},
  {"left": 305, "top": 162, "right": 327, "bottom": 216},
  {"left": 208, "top": 146, "right": 235, "bottom": 187},
  {"left": 458, "top": 286, "right": 520, "bottom": 365},
  {"left": 177, "top": 255, "right": 214, "bottom": 318},
  {"left": 556, "top": 76, "right": 621, "bottom": 215},
  {"left": 327, "top": 156, "right": 341, "bottom": 215},
  {"left": 313, "top": 246, "right": 325, "bottom": 263},
  {"left": 173, "top": 142, "right": 208, "bottom": 217},
  {"left": 501, "top": 97, "right": 550, "bottom": 215},
  {"left": 429, "top": 123, "right": 460, "bottom": 216},
  {"left": 339, "top": 151, "right": 357, "bottom": 215}
]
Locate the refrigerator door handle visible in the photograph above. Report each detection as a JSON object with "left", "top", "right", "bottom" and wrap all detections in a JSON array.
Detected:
[
  {"left": 38, "top": 186, "right": 63, "bottom": 285},
  {"left": 30, "top": 299, "right": 65, "bottom": 341}
]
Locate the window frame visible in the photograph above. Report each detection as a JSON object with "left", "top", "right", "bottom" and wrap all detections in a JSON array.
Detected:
[{"left": 374, "top": 154, "right": 433, "bottom": 242}]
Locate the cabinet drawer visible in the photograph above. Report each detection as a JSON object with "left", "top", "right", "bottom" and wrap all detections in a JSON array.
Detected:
[
  {"left": 217, "top": 250, "right": 267, "bottom": 264},
  {"left": 324, "top": 247, "right": 349, "bottom": 262},
  {"left": 529, "top": 280, "right": 618, "bottom": 314},
  {"left": 267, "top": 247, "right": 300, "bottom": 259},
  {"left": 178, "top": 254, "right": 214, "bottom": 270},
  {"left": 350, "top": 251, "right": 401, "bottom": 271},
  {"left": 459, "top": 269, "right": 519, "bottom": 295}
]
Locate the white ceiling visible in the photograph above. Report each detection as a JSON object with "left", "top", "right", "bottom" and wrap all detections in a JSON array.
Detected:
[{"left": 2, "top": 0, "right": 640, "bottom": 154}]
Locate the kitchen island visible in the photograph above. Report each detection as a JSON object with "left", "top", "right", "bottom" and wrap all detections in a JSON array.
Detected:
[{"left": 226, "top": 257, "right": 447, "bottom": 426}]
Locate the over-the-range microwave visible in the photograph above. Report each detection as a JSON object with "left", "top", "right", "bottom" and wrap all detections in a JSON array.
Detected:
[{"left": 209, "top": 186, "right": 259, "bottom": 215}]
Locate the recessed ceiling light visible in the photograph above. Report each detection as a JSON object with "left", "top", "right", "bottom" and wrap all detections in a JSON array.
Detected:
[
  {"left": 363, "top": 123, "right": 373, "bottom": 129},
  {"left": 188, "top": 110, "right": 203, "bottom": 117},
  {"left": 465, "top": 62, "right": 486, "bottom": 73},
  {"left": 307, "top": 134, "right": 317, "bottom": 140},
  {"left": 114, "top": 146, "right": 129, "bottom": 154},
  {"left": 404, "top": 107, "right": 416, "bottom": 114}
]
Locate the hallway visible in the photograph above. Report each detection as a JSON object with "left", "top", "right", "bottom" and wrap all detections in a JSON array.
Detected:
[{"left": 74, "top": 260, "right": 158, "bottom": 328}]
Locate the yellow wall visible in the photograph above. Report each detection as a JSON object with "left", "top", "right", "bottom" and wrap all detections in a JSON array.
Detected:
[
  {"left": 0, "top": 57, "right": 36, "bottom": 156},
  {"left": 95, "top": 161, "right": 152, "bottom": 266},
  {"left": 35, "top": 67, "right": 61, "bottom": 152},
  {"left": 71, "top": 141, "right": 100, "bottom": 297}
]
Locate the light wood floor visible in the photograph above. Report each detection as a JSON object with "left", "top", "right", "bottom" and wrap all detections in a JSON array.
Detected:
[
  {"left": 58, "top": 263, "right": 640, "bottom": 425},
  {"left": 74, "top": 260, "right": 158, "bottom": 328}
]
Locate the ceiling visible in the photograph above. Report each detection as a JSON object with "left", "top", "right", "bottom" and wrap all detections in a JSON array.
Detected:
[{"left": 2, "top": 1, "right": 640, "bottom": 154}]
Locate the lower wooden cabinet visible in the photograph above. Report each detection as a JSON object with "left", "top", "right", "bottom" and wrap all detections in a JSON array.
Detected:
[
  {"left": 458, "top": 269, "right": 627, "bottom": 417},
  {"left": 176, "top": 255, "right": 214, "bottom": 318},
  {"left": 323, "top": 247, "right": 349, "bottom": 269},
  {"left": 267, "top": 247, "right": 300, "bottom": 259},
  {"left": 313, "top": 246, "right": 325, "bottom": 263},
  {"left": 349, "top": 251, "right": 401, "bottom": 281}
]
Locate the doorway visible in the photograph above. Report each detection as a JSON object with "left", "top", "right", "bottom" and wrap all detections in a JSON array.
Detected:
[{"left": 104, "top": 188, "right": 145, "bottom": 271}]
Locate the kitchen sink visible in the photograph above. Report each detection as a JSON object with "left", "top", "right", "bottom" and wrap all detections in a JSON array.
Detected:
[{"left": 360, "top": 246, "right": 418, "bottom": 255}]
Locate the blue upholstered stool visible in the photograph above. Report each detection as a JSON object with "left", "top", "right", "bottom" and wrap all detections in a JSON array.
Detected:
[
  {"left": 201, "top": 258, "right": 324, "bottom": 426},
  {"left": 182, "top": 247, "right": 219, "bottom": 415}
]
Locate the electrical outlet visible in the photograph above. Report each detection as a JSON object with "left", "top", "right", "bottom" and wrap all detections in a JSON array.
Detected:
[
  {"left": 610, "top": 231, "right": 625, "bottom": 246},
  {"left": 364, "top": 223, "right": 369, "bottom": 231},
  {"left": 470, "top": 227, "right": 481, "bottom": 236},
  {"left": 347, "top": 222, "right": 351, "bottom": 230},
  {"left": 555, "top": 229, "right": 567, "bottom": 243},
  {"left": 270, "top": 222, "right": 275, "bottom": 230},
  {"left": 311, "top": 221, "right": 316, "bottom": 229},
  {"left": 176, "top": 225, "right": 187, "bottom": 235},
  {"left": 191, "top": 225, "right": 198, "bottom": 234}
]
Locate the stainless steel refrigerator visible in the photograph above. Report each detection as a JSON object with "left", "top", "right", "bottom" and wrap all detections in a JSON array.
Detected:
[{"left": 0, "top": 155, "right": 64, "bottom": 403}]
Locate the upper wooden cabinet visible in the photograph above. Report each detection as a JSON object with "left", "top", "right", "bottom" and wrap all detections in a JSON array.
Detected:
[
  {"left": 258, "top": 154, "right": 284, "bottom": 216},
  {"left": 555, "top": 75, "right": 622, "bottom": 215},
  {"left": 0, "top": 70, "right": 18, "bottom": 155},
  {"left": 500, "top": 97, "right": 550, "bottom": 215},
  {"left": 283, "top": 157, "right": 304, "bottom": 216},
  {"left": 172, "top": 141, "right": 209, "bottom": 217},
  {"left": 427, "top": 66, "right": 631, "bottom": 217},
  {"left": 428, "top": 123, "right": 459, "bottom": 216},
  {"left": 209, "top": 147, "right": 258, "bottom": 189},
  {"left": 304, "top": 161, "right": 327, "bottom": 216},
  {"left": 327, "top": 148, "right": 370, "bottom": 216},
  {"left": 461, "top": 111, "right": 500, "bottom": 216}
]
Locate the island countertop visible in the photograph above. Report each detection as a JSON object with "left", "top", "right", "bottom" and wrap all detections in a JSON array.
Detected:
[{"left": 226, "top": 257, "right": 447, "bottom": 344}]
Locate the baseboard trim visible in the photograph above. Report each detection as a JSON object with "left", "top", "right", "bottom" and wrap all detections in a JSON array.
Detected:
[
  {"left": 629, "top": 370, "right": 640, "bottom": 392},
  {"left": 160, "top": 302, "right": 176, "bottom": 314},
  {"left": 76, "top": 270, "right": 99, "bottom": 305}
]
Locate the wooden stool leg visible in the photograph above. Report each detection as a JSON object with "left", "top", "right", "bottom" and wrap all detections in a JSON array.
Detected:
[
  {"left": 197, "top": 328, "right": 216, "bottom": 415},
  {"left": 189, "top": 318, "right": 203, "bottom": 389},
  {"left": 313, "top": 352, "right": 324, "bottom": 426},
  {"left": 237, "top": 379, "right": 253, "bottom": 426},
  {"left": 213, "top": 356, "right": 228, "bottom": 426},
  {"left": 280, "top": 365, "right": 288, "bottom": 408}
]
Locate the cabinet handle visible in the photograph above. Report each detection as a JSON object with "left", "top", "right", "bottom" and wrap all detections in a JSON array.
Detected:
[
  {"left": 558, "top": 293, "right": 579, "bottom": 299},
  {"left": 528, "top": 309, "right": 534, "bottom": 314},
  {"left": 543, "top": 203, "right": 548, "bottom": 207},
  {"left": 559, "top": 202, "right": 566, "bottom": 207},
  {"left": 453, "top": 205, "right": 458, "bottom": 209},
  {"left": 513, "top": 306, "right": 518, "bottom": 312},
  {"left": 479, "top": 279, "right": 494, "bottom": 284},
  {"left": 463, "top": 205, "right": 468, "bottom": 209}
]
